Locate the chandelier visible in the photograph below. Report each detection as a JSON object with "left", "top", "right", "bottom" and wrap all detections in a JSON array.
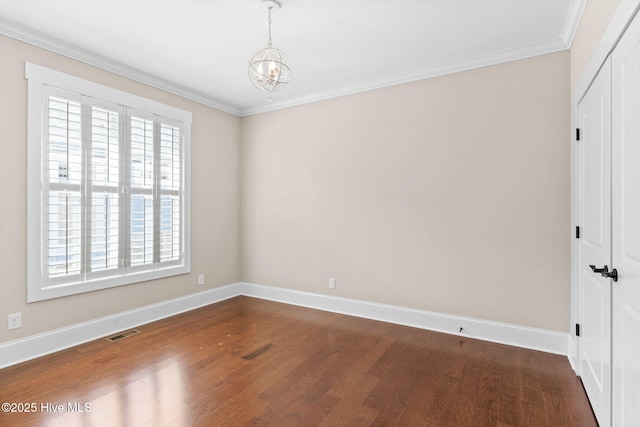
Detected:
[{"left": 248, "top": 0, "right": 291, "bottom": 97}]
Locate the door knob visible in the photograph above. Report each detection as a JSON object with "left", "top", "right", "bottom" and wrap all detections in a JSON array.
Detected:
[
  {"left": 589, "top": 265, "right": 608, "bottom": 274},
  {"left": 602, "top": 268, "right": 618, "bottom": 282}
]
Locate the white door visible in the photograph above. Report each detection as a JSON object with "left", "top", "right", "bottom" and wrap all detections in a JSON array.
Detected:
[
  {"left": 577, "top": 57, "right": 612, "bottom": 427},
  {"left": 612, "top": 13, "right": 640, "bottom": 426}
]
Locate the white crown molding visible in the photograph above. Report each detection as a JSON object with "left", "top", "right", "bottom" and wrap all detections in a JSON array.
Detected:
[
  {"left": 2, "top": 16, "right": 572, "bottom": 119},
  {"left": 562, "top": 0, "right": 587, "bottom": 48},
  {"left": 1, "top": 282, "right": 569, "bottom": 369},
  {"left": 0, "top": 18, "right": 241, "bottom": 116},
  {"left": 239, "top": 37, "right": 570, "bottom": 116}
]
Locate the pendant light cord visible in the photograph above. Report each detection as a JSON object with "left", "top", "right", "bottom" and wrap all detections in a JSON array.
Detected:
[{"left": 267, "top": 7, "right": 273, "bottom": 48}]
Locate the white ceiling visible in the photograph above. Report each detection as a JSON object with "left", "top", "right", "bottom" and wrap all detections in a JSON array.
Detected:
[{"left": 0, "top": 0, "right": 584, "bottom": 116}]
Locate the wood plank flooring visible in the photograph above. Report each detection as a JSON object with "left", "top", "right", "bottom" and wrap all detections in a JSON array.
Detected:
[{"left": 0, "top": 296, "right": 596, "bottom": 426}]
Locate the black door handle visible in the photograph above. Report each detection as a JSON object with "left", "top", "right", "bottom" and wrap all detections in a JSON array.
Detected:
[
  {"left": 589, "top": 265, "right": 619, "bottom": 282},
  {"left": 589, "top": 264, "right": 608, "bottom": 274},
  {"left": 602, "top": 268, "right": 618, "bottom": 282}
]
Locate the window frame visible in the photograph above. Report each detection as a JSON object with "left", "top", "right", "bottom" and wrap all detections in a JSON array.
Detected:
[{"left": 26, "top": 63, "right": 192, "bottom": 302}]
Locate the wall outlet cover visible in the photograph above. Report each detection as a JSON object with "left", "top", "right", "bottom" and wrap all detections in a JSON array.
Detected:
[{"left": 8, "top": 313, "right": 22, "bottom": 330}]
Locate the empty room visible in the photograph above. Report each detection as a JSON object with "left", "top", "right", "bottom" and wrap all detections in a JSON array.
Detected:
[{"left": 0, "top": 0, "right": 637, "bottom": 425}]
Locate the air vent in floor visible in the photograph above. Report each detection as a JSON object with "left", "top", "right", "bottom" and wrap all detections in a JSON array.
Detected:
[{"left": 106, "top": 329, "right": 140, "bottom": 342}]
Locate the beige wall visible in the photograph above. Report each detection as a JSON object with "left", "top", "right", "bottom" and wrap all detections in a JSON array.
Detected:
[
  {"left": 0, "top": 29, "right": 574, "bottom": 346},
  {"left": 0, "top": 35, "right": 241, "bottom": 343},
  {"left": 241, "top": 52, "right": 571, "bottom": 331},
  {"left": 570, "top": 0, "right": 621, "bottom": 89}
]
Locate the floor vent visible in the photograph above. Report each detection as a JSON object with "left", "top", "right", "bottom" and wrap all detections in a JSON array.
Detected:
[
  {"left": 106, "top": 329, "right": 140, "bottom": 342},
  {"left": 242, "top": 343, "right": 272, "bottom": 360}
]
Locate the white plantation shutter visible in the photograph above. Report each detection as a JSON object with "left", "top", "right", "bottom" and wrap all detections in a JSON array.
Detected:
[
  {"left": 27, "top": 64, "right": 191, "bottom": 302},
  {"left": 159, "top": 123, "right": 182, "bottom": 263},
  {"left": 46, "top": 93, "right": 83, "bottom": 281},
  {"left": 129, "top": 115, "right": 155, "bottom": 267},
  {"left": 88, "top": 103, "right": 120, "bottom": 275},
  {"left": 47, "top": 192, "right": 82, "bottom": 277}
]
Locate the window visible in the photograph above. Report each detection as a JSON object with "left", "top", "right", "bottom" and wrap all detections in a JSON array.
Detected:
[{"left": 26, "top": 63, "right": 191, "bottom": 302}]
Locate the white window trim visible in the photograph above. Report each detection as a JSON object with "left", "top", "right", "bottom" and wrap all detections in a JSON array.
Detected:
[{"left": 26, "top": 63, "right": 192, "bottom": 302}]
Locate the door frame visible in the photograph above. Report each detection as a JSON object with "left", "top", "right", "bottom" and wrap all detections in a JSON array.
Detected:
[{"left": 570, "top": 0, "right": 640, "bottom": 372}]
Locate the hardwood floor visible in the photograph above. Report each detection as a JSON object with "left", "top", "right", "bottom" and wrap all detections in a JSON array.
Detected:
[{"left": 0, "top": 296, "right": 596, "bottom": 426}]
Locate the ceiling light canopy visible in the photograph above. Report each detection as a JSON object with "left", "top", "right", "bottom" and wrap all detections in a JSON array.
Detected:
[{"left": 248, "top": 0, "right": 291, "bottom": 98}]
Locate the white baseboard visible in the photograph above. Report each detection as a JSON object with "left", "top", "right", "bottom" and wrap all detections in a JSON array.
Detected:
[
  {"left": 567, "top": 336, "right": 579, "bottom": 373},
  {"left": 0, "top": 281, "right": 569, "bottom": 369},
  {"left": 239, "top": 282, "right": 569, "bottom": 355},
  {"left": 0, "top": 284, "right": 240, "bottom": 369}
]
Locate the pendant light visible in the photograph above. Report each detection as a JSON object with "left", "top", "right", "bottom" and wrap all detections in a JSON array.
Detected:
[{"left": 248, "top": 0, "right": 291, "bottom": 98}]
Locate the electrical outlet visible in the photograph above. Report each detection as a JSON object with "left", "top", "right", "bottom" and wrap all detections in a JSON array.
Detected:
[
  {"left": 8, "top": 312, "right": 21, "bottom": 330},
  {"left": 198, "top": 274, "right": 205, "bottom": 285},
  {"left": 329, "top": 278, "right": 336, "bottom": 289}
]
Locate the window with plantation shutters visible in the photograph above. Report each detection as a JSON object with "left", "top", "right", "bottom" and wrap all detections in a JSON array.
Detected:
[{"left": 27, "top": 63, "right": 191, "bottom": 302}]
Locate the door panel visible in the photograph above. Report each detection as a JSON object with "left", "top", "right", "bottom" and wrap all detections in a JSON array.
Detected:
[
  {"left": 582, "top": 272, "right": 609, "bottom": 391},
  {"left": 612, "top": 13, "right": 640, "bottom": 426},
  {"left": 578, "top": 57, "right": 612, "bottom": 427}
]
